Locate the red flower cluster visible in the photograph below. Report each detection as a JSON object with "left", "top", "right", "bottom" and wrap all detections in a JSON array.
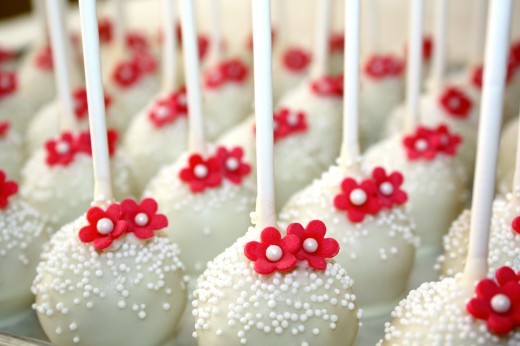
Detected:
[
  {"left": 403, "top": 124, "right": 462, "bottom": 161},
  {"left": 471, "top": 64, "right": 515, "bottom": 90},
  {"left": 203, "top": 59, "right": 249, "bottom": 89},
  {"left": 244, "top": 220, "right": 339, "bottom": 275},
  {"left": 511, "top": 216, "right": 520, "bottom": 234},
  {"left": 273, "top": 108, "right": 308, "bottom": 141},
  {"left": 467, "top": 266, "right": 520, "bottom": 335},
  {"left": 179, "top": 146, "right": 251, "bottom": 193},
  {"left": 148, "top": 87, "right": 188, "bottom": 128},
  {"left": 0, "top": 70, "right": 17, "bottom": 98},
  {"left": 328, "top": 32, "right": 344, "bottom": 53},
  {"left": 98, "top": 17, "right": 113, "bottom": 44},
  {"left": 112, "top": 52, "right": 158, "bottom": 88},
  {"left": 0, "top": 120, "right": 8, "bottom": 137},
  {"left": 439, "top": 86, "right": 473, "bottom": 118},
  {"left": 34, "top": 46, "right": 53, "bottom": 70},
  {"left": 79, "top": 198, "right": 167, "bottom": 250},
  {"left": 310, "top": 75, "right": 343, "bottom": 97},
  {"left": 73, "top": 87, "right": 112, "bottom": 120},
  {"left": 45, "top": 129, "right": 118, "bottom": 167},
  {"left": 364, "top": 54, "right": 404, "bottom": 80},
  {"left": 0, "top": 170, "right": 18, "bottom": 209},
  {"left": 125, "top": 31, "right": 149, "bottom": 52},
  {"left": 282, "top": 47, "right": 311, "bottom": 72},
  {"left": 334, "top": 167, "right": 408, "bottom": 223}
]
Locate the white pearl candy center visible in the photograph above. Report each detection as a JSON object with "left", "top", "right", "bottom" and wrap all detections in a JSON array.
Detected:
[
  {"left": 226, "top": 158, "right": 239, "bottom": 171},
  {"left": 156, "top": 106, "right": 170, "bottom": 118},
  {"left": 303, "top": 238, "right": 318, "bottom": 253},
  {"left": 96, "top": 218, "right": 114, "bottom": 235},
  {"left": 134, "top": 213, "right": 149, "bottom": 226},
  {"left": 194, "top": 164, "right": 208, "bottom": 178},
  {"left": 449, "top": 97, "right": 460, "bottom": 108},
  {"left": 266, "top": 245, "right": 283, "bottom": 262},
  {"left": 56, "top": 141, "right": 70, "bottom": 154},
  {"left": 286, "top": 112, "right": 299, "bottom": 127},
  {"left": 349, "top": 188, "right": 367, "bottom": 206},
  {"left": 415, "top": 139, "right": 428, "bottom": 152},
  {"left": 491, "top": 294, "right": 511, "bottom": 313},
  {"left": 379, "top": 182, "right": 394, "bottom": 196}
]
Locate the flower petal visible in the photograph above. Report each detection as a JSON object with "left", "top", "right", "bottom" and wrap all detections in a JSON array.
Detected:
[
  {"left": 496, "top": 266, "right": 518, "bottom": 285},
  {"left": 244, "top": 241, "right": 264, "bottom": 261},
  {"left": 466, "top": 297, "right": 491, "bottom": 319},
  {"left": 487, "top": 314, "right": 514, "bottom": 335},
  {"left": 286, "top": 222, "right": 305, "bottom": 238},
  {"left": 93, "top": 236, "right": 113, "bottom": 250},
  {"left": 78, "top": 226, "right": 98, "bottom": 243},
  {"left": 306, "top": 254, "right": 328, "bottom": 270},
  {"left": 305, "top": 220, "right": 326, "bottom": 239},
  {"left": 319, "top": 238, "right": 340, "bottom": 258},
  {"left": 254, "top": 257, "right": 276, "bottom": 275}
]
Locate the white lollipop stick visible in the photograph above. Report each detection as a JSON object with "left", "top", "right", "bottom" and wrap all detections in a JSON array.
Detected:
[
  {"left": 404, "top": 0, "right": 424, "bottom": 134},
  {"left": 252, "top": 0, "right": 276, "bottom": 231},
  {"left": 469, "top": 0, "right": 488, "bottom": 66},
  {"left": 162, "top": 0, "right": 178, "bottom": 93},
  {"left": 366, "top": 0, "right": 380, "bottom": 54},
  {"left": 208, "top": 0, "right": 222, "bottom": 65},
  {"left": 180, "top": 0, "right": 207, "bottom": 155},
  {"left": 46, "top": 0, "right": 78, "bottom": 133},
  {"left": 113, "top": 0, "right": 126, "bottom": 52},
  {"left": 339, "top": 0, "right": 361, "bottom": 166},
  {"left": 309, "top": 0, "right": 331, "bottom": 78},
  {"left": 78, "top": 0, "right": 114, "bottom": 205},
  {"left": 464, "top": 0, "right": 512, "bottom": 285},
  {"left": 429, "top": 0, "right": 447, "bottom": 93}
]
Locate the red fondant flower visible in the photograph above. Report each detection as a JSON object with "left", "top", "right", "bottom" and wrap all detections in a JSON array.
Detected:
[
  {"left": 371, "top": 167, "right": 408, "bottom": 209},
  {"left": 131, "top": 52, "right": 158, "bottom": 75},
  {"left": 439, "top": 86, "right": 473, "bottom": 118},
  {"left": 73, "top": 88, "right": 112, "bottom": 120},
  {"left": 197, "top": 35, "right": 210, "bottom": 60},
  {"left": 214, "top": 146, "right": 251, "bottom": 184},
  {"left": 126, "top": 31, "right": 149, "bottom": 52},
  {"left": 148, "top": 90, "right": 188, "bottom": 128},
  {"left": 509, "top": 41, "right": 520, "bottom": 69},
  {"left": 286, "top": 220, "right": 339, "bottom": 270},
  {"left": 204, "top": 58, "right": 249, "bottom": 89},
  {"left": 364, "top": 54, "right": 404, "bottom": 79},
  {"left": 112, "top": 61, "right": 141, "bottom": 88},
  {"left": 333, "top": 177, "right": 382, "bottom": 223},
  {"left": 76, "top": 129, "right": 118, "bottom": 157},
  {"left": 244, "top": 226, "right": 300, "bottom": 275},
  {"left": 273, "top": 108, "right": 308, "bottom": 141},
  {"left": 0, "top": 47, "right": 15, "bottom": 64},
  {"left": 329, "top": 32, "right": 344, "bottom": 53},
  {"left": 0, "top": 170, "right": 18, "bottom": 209},
  {"left": 422, "top": 36, "right": 433, "bottom": 62},
  {"left": 403, "top": 126, "right": 437, "bottom": 160},
  {"left": 45, "top": 132, "right": 78, "bottom": 166},
  {"left": 310, "top": 75, "right": 343, "bottom": 97},
  {"left": 0, "top": 70, "right": 17, "bottom": 98},
  {"left": 98, "top": 17, "right": 113, "bottom": 44},
  {"left": 179, "top": 153, "right": 222, "bottom": 193},
  {"left": 430, "top": 124, "right": 462, "bottom": 156},
  {"left": 467, "top": 266, "right": 520, "bottom": 335},
  {"left": 282, "top": 47, "right": 311, "bottom": 72},
  {"left": 511, "top": 216, "right": 520, "bottom": 234},
  {"left": 120, "top": 198, "right": 168, "bottom": 239},
  {"left": 34, "top": 46, "right": 53, "bottom": 70},
  {"left": 0, "top": 120, "right": 9, "bottom": 137},
  {"left": 78, "top": 204, "right": 128, "bottom": 250}
]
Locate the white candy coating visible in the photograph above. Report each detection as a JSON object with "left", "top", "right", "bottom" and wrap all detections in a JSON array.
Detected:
[
  {"left": 280, "top": 164, "right": 418, "bottom": 318},
  {"left": 0, "top": 89, "right": 36, "bottom": 136},
  {"left": 497, "top": 118, "right": 517, "bottom": 195},
  {"left": 32, "top": 214, "right": 187, "bottom": 346},
  {"left": 0, "top": 128, "right": 24, "bottom": 182},
  {"left": 19, "top": 46, "right": 56, "bottom": 109},
  {"left": 193, "top": 234, "right": 360, "bottom": 345}
]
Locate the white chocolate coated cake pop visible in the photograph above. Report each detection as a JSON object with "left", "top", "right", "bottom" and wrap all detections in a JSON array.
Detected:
[
  {"left": 18, "top": 45, "right": 56, "bottom": 110},
  {"left": 32, "top": 198, "right": 187, "bottom": 346},
  {"left": 20, "top": 130, "right": 134, "bottom": 228},
  {"left": 0, "top": 120, "right": 24, "bottom": 181},
  {"left": 0, "top": 171, "right": 49, "bottom": 327}
]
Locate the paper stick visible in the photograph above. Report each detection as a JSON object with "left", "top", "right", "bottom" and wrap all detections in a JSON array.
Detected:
[
  {"left": 404, "top": 0, "right": 424, "bottom": 133},
  {"left": 429, "top": 0, "right": 447, "bottom": 92},
  {"left": 309, "top": 0, "right": 331, "bottom": 78},
  {"left": 339, "top": 0, "right": 361, "bottom": 166},
  {"left": 252, "top": 0, "right": 277, "bottom": 230},
  {"left": 162, "top": 0, "right": 177, "bottom": 93},
  {"left": 180, "top": 0, "right": 207, "bottom": 155},
  {"left": 78, "top": 0, "right": 114, "bottom": 204},
  {"left": 464, "top": 0, "right": 512, "bottom": 284}
]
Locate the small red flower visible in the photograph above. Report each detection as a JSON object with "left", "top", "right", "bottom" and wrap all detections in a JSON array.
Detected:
[
  {"left": 244, "top": 226, "right": 300, "bottom": 275},
  {"left": 148, "top": 89, "right": 188, "bottom": 128},
  {"left": 120, "top": 198, "right": 168, "bottom": 239},
  {"left": 439, "top": 86, "right": 473, "bottom": 118},
  {"left": 511, "top": 216, "right": 520, "bottom": 234},
  {"left": 310, "top": 75, "right": 343, "bottom": 97},
  {"left": 0, "top": 120, "right": 9, "bottom": 137},
  {"left": 73, "top": 88, "right": 112, "bottom": 120},
  {"left": 34, "top": 46, "right": 53, "bottom": 70},
  {"left": 131, "top": 52, "right": 158, "bottom": 75},
  {"left": 371, "top": 167, "right": 408, "bottom": 209},
  {"left": 282, "top": 47, "right": 311, "bottom": 72},
  {"left": 0, "top": 47, "right": 15, "bottom": 64},
  {"left": 214, "top": 146, "right": 251, "bottom": 184},
  {"left": 422, "top": 36, "right": 433, "bottom": 62},
  {"left": 329, "top": 32, "right": 344, "bottom": 53},
  {"left": 273, "top": 108, "right": 308, "bottom": 141},
  {"left": 333, "top": 177, "right": 382, "bottom": 223},
  {"left": 179, "top": 153, "right": 222, "bottom": 193},
  {"left": 430, "top": 124, "right": 462, "bottom": 156},
  {"left": 98, "top": 17, "right": 113, "bottom": 44},
  {"left": 403, "top": 126, "right": 437, "bottom": 161},
  {"left": 126, "top": 31, "right": 149, "bottom": 52},
  {"left": 471, "top": 64, "right": 515, "bottom": 90},
  {"left": 0, "top": 70, "right": 17, "bottom": 98},
  {"left": 286, "top": 220, "right": 339, "bottom": 270},
  {"left": 78, "top": 204, "right": 128, "bottom": 250},
  {"left": 204, "top": 59, "right": 249, "bottom": 89},
  {"left": 76, "top": 129, "right": 118, "bottom": 157},
  {"left": 0, "top": 170, "right": 18, "bottom": 209},
  {"left": 364, "top": 54, "right": 404, "bottom": 79},
  {"left": 45, "top": 132, "right": 78, "bottom": 166},
  {"left": 466, "top": 266, "right": 520, "bottom": 335},
  {"left": 112, "top": 60, "right": 141, "bottom": 88}
]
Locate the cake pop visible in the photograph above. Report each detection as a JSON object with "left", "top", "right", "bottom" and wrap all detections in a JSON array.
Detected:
[
  {"left": 497, "top": 118, "right": 518, "bottom": 195},
  {"left": 0, "top": 120, "right": 24, "bottom": 181},
  {"left": 0, "top": 170, "right": 49, "bottom": 327},
  {"left": 33, "top": 2, "right": 187, "bottom": 343},
  {"left": 193, "top": 2, "right": 359, "bottom": 343},
  {"left": 0, "top": 69, "right": 36, "bottom": 136},
  {"left": 380, "top": 4, "right": 519, "bottom": 343}
]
